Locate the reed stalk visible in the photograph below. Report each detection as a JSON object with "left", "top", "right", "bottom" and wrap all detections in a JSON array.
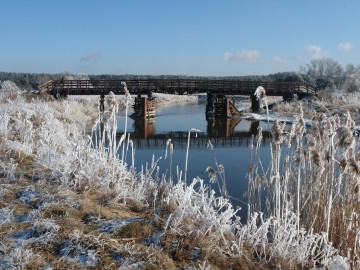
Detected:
[
  {"left": 248, "top": 104, "right": 360, "bottom": 265},
  {"left": 184, "top": 128, "right": 200, "bottom": 182}
]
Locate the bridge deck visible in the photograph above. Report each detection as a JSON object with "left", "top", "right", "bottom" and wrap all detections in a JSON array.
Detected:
[{"left": 39, "top": 79, "right": 316, "bottom": 97}]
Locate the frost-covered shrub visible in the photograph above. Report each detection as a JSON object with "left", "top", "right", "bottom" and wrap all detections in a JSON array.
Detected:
[
  {"left": 164, "top": 178, "right": 239, "bottom": 237},
  {"left": 343, "top": 69, "right": 360, "bottom": 92},
  {"left": 0, "top": 246, "right": 39, "bottom": 269},
  {"left": 0, "top": 206, "right": 14, "bottom": 227},
  {"left": 58, "top": 230, "right": 99, "bottom": 267},
  {"left": 231, "top": 211, "right": 339, "bottom": 267},
  {"left": 0, "top": 80, "right": 22, "bottom": 102},
  {"left": 13, "top": 219, "right": 60, "bottom": 245}
]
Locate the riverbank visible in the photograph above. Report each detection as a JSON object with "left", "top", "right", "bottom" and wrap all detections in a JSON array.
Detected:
[
  {"left": 0, "top": 82, "right": 355, "bottom": 269},
  {"left": 67, "top": 92, "right": 198, "bottom": 112}
]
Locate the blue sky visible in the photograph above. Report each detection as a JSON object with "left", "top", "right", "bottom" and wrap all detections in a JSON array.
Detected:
[{"left": 1, "top": 0, "right": 359, "bottom": 76}]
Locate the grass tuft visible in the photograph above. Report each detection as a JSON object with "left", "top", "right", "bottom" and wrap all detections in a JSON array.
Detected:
[{"left": 114, "top": 221, "right": 154, "bottom": 240}]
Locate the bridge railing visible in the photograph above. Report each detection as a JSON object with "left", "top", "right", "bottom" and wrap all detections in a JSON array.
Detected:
[
  {"left": 122, "top": 130, "right": 271, "bottom": 149},
  {"left": 42, "top": 79, "right": 315, "bottom": 97},
  {"left": 38, "top": 80, "right": 54, "bottom": 93}
]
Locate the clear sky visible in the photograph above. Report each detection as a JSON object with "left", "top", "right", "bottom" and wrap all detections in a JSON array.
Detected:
[{"left": 1, "top": 0, "right": 359, "bottom": 76}]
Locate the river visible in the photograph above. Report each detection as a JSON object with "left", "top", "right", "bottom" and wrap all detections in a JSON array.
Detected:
[{"left": 116, "top": 102, "right": 273, "bottom": 221}]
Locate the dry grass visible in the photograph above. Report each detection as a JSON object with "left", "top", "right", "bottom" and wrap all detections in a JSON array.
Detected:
[
  {"left": 0, "top": 175, "right": 166, "bottom": 268},
  {"left": 249, "top": 97, "right": 360, "bottom": 267},
  {"left": 23, "top": 91, "right": 56, "bottom": 103},
  {"left": 273, "top": 90, "right": 360, "bottom": 124},
  {"left": 114, "top": 221, "right": 155, "bottom": 239}
]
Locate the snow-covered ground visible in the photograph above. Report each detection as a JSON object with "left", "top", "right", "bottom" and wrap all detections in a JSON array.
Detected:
[
  {"left": 68, "top": 92, "right": 198, "bottom": 110},
  {"left": 242, "top": 112, "right": 312, "bottom": 127}
]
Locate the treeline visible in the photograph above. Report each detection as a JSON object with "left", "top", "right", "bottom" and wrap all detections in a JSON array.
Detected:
[
  {"left": 89, "top": 72, "right": 306, "bottom": 83},
  {"left": 90, "top": 60, "right": 360, "bottom": 92},
  {"left": 1, "top": 58, "right": 360, "bottom": 92},
  {"left": 0, "top": 72, "right": 63, "bottom": 91}
]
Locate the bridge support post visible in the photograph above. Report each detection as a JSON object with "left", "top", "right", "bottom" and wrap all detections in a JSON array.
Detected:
[
  {"left": 99, "top": 94, "right": 105, "bottom": 141},
  {"left": 133, "top": 95, "right": 156, "bottom": 119},
  {"left": 283, "top": 92, "right": 295, "bottom": 102},
  {"left": 251, "top": 93, "right": 260, "bottom": 112},
  {"left": 205, "top": 92, "right": 215, "bottom": 118},
  {"left": 225, "top": 98, "right": 241, "bottom": 118},
  {"left": 250, "top": 121, "right": 260, "bottom": 134},
  {"left": 206, "top": 93, "right": 241, "bottom": 118}
]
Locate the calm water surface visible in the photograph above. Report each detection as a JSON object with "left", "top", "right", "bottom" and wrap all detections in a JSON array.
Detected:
[{"left": 117, "top": 103, "right": 273, "bottom": 220}]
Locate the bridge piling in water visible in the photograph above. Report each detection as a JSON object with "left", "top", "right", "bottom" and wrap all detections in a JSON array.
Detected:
[
  {"left": 206, "top": 93, "right": 241, "bottom": 118},
  {"left": 251, "top": 93, "right": 261, "bottom": 112},
  {"left": 133, "top": 95, "right": 156, "bottom": 119}
]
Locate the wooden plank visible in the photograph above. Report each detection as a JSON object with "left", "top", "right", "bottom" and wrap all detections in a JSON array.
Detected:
[{"left": 44, "top": 79, "right": 315, "bottom": 97}]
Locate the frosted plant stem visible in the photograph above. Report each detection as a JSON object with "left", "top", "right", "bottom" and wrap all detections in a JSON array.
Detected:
[
  {"left": 276, "top": 144, "right": 281, "bottom": 222},
  {"left": 296, "top": 162, "right": 301, "bottom": 233},
  {"left": 265, "top": 99, "right": 269, "bottom": 123},
  {"left": 296, "top": 142, "right": 303, "bottom": 234},
  {"left": 184, "top": 128, "right": 200, "bottom": 182},
  {"left": 326, "top": 158, "right": 335, "bottom": 239},
  {"left": 326, "top": 185, "right": 333, "bottom": 240},
  {"left": 170, "top": 153, "right": 173, "bottom": 185},
  {"left": 112, "top": 110, "right": 117, "bottom": 164},
  {"left": 184, "top": 130, "right": 191, "bottom": 183},
  {"left": 121, "top": 98, "right": 129, "bottom": 164},
  {"left": 131, "top": 141, "right": 135, "bottom": 170}
]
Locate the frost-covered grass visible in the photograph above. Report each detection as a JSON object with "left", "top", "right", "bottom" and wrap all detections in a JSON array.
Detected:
[
  {"left": 68, "top": 91, "right": 198, "bottom": 112},
  {"left": 272, "top": 90, "right": 360, "bottom": 123},
  {"left": 0, "top": 81, "right": 355, "bottom": 269},
  {"left": 248, "top": 101, "right": 360, "bottom": 268}
]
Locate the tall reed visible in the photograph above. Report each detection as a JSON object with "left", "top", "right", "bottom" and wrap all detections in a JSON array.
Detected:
[
  {"left": 184, "top": 128, "right": 201, "bottom": 182},
  {"left": 254, "top": 86, "right": 269, "bottom": 120},
  {"left": 248, "top": 104, "right": 360, "bottom": 266}
]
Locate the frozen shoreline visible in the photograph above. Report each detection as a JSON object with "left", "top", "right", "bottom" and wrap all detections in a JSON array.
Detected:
[
  {"left": 69, "top": 92, "right": 360, "bottom": 134},
  {"left": 68, "top": 92, "right": 198, "bottom": 112}
]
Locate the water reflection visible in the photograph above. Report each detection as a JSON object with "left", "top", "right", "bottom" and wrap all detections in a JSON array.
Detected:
[
  {"left": 125, "top": 117, "right": 270, "bottom": 150},
  {"left": 117, "top": 104, "right": 272, "bottom": 222},
  {"left": 133, "top": 118, "right": 155, "bottom": 138}
]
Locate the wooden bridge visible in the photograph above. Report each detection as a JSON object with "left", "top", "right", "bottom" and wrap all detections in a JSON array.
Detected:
[
  {"left": 39, "top": 78, "right": 315, "bottom": 97},
  {"left": 39, "top": 78, "right": 315, "bottom": 117}
]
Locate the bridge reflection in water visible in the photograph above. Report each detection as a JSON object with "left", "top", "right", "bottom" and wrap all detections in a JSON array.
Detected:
[{"left": 119, "top": 118, "right": 270, "bottom": 150}]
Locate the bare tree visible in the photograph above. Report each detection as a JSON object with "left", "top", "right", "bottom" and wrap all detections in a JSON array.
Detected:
[
  {"left": 300, "top": 58, "right": 344, "bottom": 90},
  {"left": 343, "top": 65, "right": 360, "bottom": 92}
]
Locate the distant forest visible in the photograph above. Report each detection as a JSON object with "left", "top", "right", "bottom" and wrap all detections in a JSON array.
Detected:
[{"left": 1, "top": 58, "right": 360, "bottom": 92}]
